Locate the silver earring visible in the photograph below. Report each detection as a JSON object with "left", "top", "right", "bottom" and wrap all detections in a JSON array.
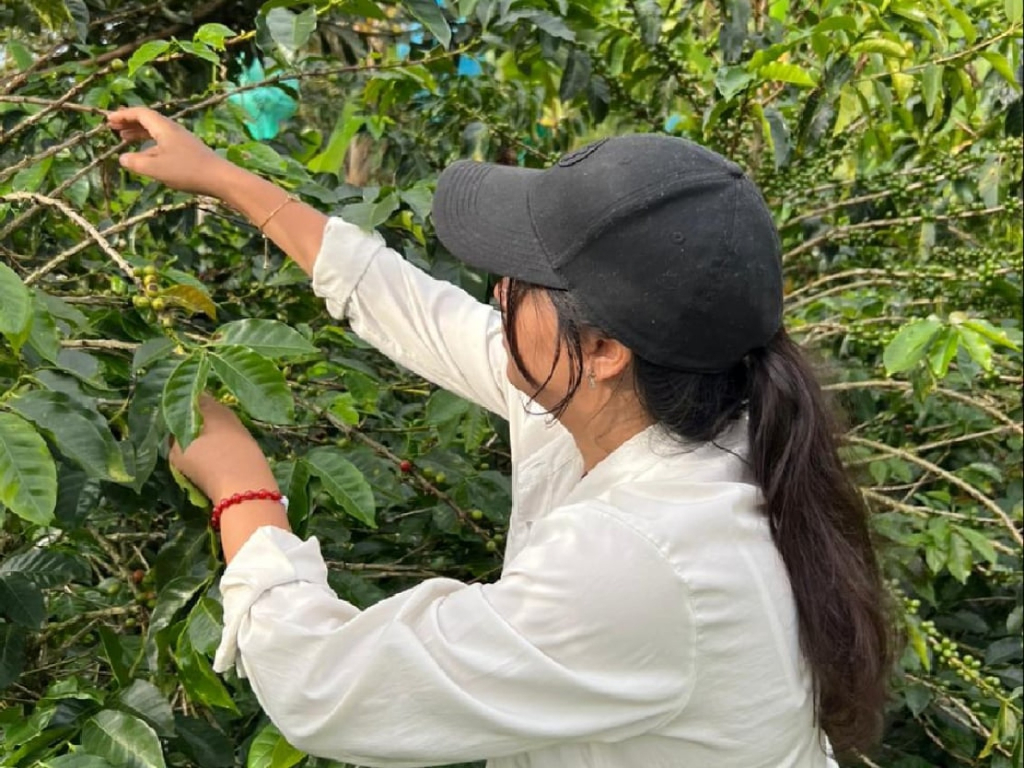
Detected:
[{"left": 587, "top": 370, "right": 596, "bottom": 389}]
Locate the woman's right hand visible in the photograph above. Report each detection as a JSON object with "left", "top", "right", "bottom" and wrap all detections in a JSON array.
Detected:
[{"left": 107, "top": 107, "right": 234, "bottom": 197}]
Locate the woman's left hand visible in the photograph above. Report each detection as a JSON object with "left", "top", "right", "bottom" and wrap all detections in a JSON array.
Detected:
[{"left": 169, "top": 395, "right": 280, "bottom": 504}]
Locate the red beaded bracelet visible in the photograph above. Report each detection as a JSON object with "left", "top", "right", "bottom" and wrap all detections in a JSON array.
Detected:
[{"left": 210, "top": 489, "right": 288, "bottom": 532}]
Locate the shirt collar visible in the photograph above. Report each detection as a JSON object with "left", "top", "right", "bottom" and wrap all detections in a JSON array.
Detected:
[{"left": 561, "top": 418, "right": 749, "bottom": 507}]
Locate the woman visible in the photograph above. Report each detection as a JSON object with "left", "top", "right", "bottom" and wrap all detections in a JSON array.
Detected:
[{"left": 108, "top": 107, "right": 893, "bottom": 768}]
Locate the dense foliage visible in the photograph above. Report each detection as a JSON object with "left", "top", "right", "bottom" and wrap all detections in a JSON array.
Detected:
[{"left": 0, "top": 0, "right": 1021, "bottom": 766}]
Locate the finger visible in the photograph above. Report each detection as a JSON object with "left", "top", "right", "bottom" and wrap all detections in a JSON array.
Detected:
[
  {"left": 107, "top": 107, "right": 171, "bottom": 139},
  {"left": 118, "top": 147, "right": 159, "bottom": 175},
  {"left": 117, "top": 128, "right": 152, "bottom": 143}
]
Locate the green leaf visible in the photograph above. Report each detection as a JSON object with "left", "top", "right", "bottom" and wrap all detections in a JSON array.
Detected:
[
  {"left": 264, "top": 6, "right": 317, "bottom": 61},
  {"left": 27, "top": 292, "right": 61, "bottom": 364},
  {"left": 981, "top": 51, "right": 1020, "bottom": 87},
  {"left": 133, "top": 337, "right": 176, "bottom": 372},
  {"left": 27, "top": 0, "right": 70, "bottom": 30},
  {"left": 516, "top": 10, "right": 574, "bottom": 40},
  {"left": 174, "top": 714, "right": 234, "bottom": 768},
  {"left": 227, "top": 142, "right": 289, "bottom": 176},
  {"left": 304, "top": 447, "right": 376, "bottom": 527},
  {"left": 328, "top": 393, "right": 359, "bottom": 426},
  {"left": 66, "top": 0, "right": 89, "bottom": 41},
  {"left": 904, "top": 682, "right": 931, "bottom": 715},
  {"left": 0, "top": 623, "right": 26, "bottom": 690},
  {"left": 161, "top": 285, "right": 217, "bottom": 320},
  {"left": 247, "top": 722, "right": 305, "bottom": 768},
  {"left": 632, "top": 0, "right": 662, "bottom": 47},
  {"left": 954, "top": 525, "right": 999, "bottom": 565},
  {"left": 716, "top": 66, "right": 755, "bottom": 100},
  {"left": 1006, "top": 0, "right": 1023, "bottom": 23},
  {"left": 401, "top": 0, "right": 452, "bottom": 48},
  {"left": 883, "top": 318, "right": 943, "bottom": 375},
  {"left": 905, "top": 622, "right": 931, "bottom": 672},
  {"left": 115, "top": 679, "right": 176, "bottom": 738},
  {"left": 9, "top": 390, "right": 133, "bottom": 483},
  {"left": 0, "top": 574, "right": 45, "bottom": 629},
  {"left": 926, "top": 327, "right": 958, "bottom": 379},
  {"left": 274, "top": 459, "right": 310, "bottom": 528},
  {"left": 175, "top": 40, "right": 221, "bottom": 66},
  {"left": 41, "top": 754, "right": 115, "bottom": 768},
  {"left": 184, "top": 597, "right": 223, "bottom": 656},
  {"left": 7, "top": 39, "right": 35, "bottom": 70},
  {"left": 341, "top": 193, "right": 400, "bottom": 230},
  {"left": 980, "top": 703, "right": 1006, "bottom": 758},
  {"left": 194, "top": 23, "right": 237, "bottom": 50},
  {"left": 940, "top": 0, "right": 977, "bottom": 44},
  {"left": 127, "top": 41, "right": 171, "bottom": 76},
  {"left": 425, "top": 389, "right": 471, "bottom": 426},
  {"left": 177, "top": 649, "right": 238, "bottom": 713},
  {"left": 947, "top": 531, "right": 973, "bottom": 583},
  {"left": 851, "top": 38, "right": 908, "bottom": 58},
  {"left": 0, "top": 549, "right": 86, "bottom": 587},
  {"left": 0, "top": 412, "right": 57, "bottom": 526},
  {"left": 81, "top": 710, "right": 167, "bottom": 768},
  {"left": 813, "top": 15, "right": 857, "bottom": 34},
  {"left": 307, "top": 102, "right": 365, "bottom": 175},
  {"left": 98, "top": 626, "right": 132, "bottom": 689},
  {"left": 161, "top": 353, "right": 210, "bottom": 451},
  {"left": 12, "top": 155, "right": 52, "bottom": 194},
  {"left": 758, "top": 61, "right": 817, "bottom": 87},
  {"left": 170, "top": 463, "right": 210, "bottom": 509},
  {"left": 212, "top": 319, "right": 319, "bottom": 360},
  {"left": 921, "top": 64, "right": 942, "bottom": 118},
  {"left": 960, "top": 318, "right": 1020, "bottom": 350},
  {"left": 0, "top": 260, "right": 33, "bottom": 352},
  {"left": 957, "top": 327, "right": 993, "bottom": 371},
  {"left": 559, "top": 49, "right": 592, "bottom": 102},
  {"left": 209, "top": 346, "right": 293, "bottom": 424}
]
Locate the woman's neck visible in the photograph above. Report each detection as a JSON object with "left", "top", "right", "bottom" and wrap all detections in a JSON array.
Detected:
[{"left": 562, "top": 400, "right": 655, "bottom": 475}]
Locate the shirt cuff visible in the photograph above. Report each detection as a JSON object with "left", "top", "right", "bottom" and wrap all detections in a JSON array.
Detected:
[
  {"left": 213, "top": 526, "right": 333, "bottom": 676},
  {"left": 311, "top": 216, "right": 382, "bottom": 320}
]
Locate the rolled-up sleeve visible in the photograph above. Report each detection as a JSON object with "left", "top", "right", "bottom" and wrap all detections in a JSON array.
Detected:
[
  {"left": 213, "top": 509, "right": 695, "bottom": 768},
  {"left": 311, "top": 217, "right": 509, "bottom": 417}
]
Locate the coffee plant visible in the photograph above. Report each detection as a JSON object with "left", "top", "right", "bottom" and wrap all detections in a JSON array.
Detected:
[{"left": 0, "top": 0, "right": 1021, "bottom": 766}]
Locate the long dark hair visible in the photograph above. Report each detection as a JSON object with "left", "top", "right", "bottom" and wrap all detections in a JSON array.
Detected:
[{"left": 502, "top": 278, "right": 894, "bottom": 755}]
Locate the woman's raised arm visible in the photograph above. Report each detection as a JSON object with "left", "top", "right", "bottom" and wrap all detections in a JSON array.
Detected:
[{"left": 109, "top": 107, "right": 510, "bottom": 415}]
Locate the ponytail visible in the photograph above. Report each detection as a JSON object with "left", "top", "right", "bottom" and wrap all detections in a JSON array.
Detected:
[{"left": 746, "top": 329, "right": 893, "bottom": 754}]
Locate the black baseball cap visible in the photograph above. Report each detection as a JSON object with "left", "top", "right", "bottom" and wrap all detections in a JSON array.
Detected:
[{"left": 431, "top": 134, "right": 783, "bottom": 373}]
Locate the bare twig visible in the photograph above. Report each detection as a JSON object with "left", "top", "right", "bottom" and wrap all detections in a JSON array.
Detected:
[
  {"left": 0, "top": 95, "right": 107, "bottom": 116},
  {"left": 61, "top": 339, "right": 141, "bottom": 351},
  {"left": 784, "top": 206, "right": 1008, "bottom": 262},
  {"left": 847, "top": 435, "right": 1022, "bottom": 545},
  {"left": 824, "top": 379, "right": 1022, "bottom": 436},
  {"left": 13, "top": 201, "right": 195, "bottom": 281},
  {"left": 1, "top": 192, "right": 138, "bottom": 285},
  {"left": 168, "top": 46, "right": 469, "bottom": 118},
  {"left": 0, "top": 120, "right": 110, "bottom": 186},
  {"left": 0, "top": 70, "right": 106, "bottom": 145},
  {"left": 0, "top": 41, "right": 66, "bottom": 95}
]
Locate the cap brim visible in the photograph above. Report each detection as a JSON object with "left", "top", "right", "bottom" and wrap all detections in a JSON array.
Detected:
[{"left": 431, "top": 160, "right": 568, "bottom": 289}]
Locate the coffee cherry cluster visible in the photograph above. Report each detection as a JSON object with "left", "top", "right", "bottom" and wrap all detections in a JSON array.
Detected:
[
  {"left": 918, "top": 618, "right": 1008, "bottom": 702},
  {"left": 131, "top": 265, "right": 176, "bottom": 329}
]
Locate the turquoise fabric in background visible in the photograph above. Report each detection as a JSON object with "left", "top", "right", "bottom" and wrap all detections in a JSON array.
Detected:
[{"left": 228, "top": 55, "right": 299, "bottom": 140}]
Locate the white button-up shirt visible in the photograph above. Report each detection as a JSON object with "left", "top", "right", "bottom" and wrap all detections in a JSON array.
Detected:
[{"left": 214, "top": 217, "right": 837, "bottom": 768}]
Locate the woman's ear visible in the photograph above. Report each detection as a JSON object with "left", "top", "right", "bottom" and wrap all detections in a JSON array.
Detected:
[{"left": 583, "top": 334, "right": 634, "bottom": 385}]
